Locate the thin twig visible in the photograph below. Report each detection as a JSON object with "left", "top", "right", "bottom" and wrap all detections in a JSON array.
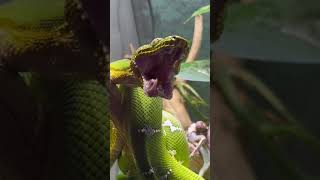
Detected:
[
  {"left": 186, "top": 15, "right": 203, "bottom": 63},
  {"left": 190, "top": 136, "right": 207, "bottom": 157}
]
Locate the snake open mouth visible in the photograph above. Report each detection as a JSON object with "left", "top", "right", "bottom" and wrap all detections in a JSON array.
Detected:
[{"left": 134, "top": 44, "right": 188, "bottom": 99}]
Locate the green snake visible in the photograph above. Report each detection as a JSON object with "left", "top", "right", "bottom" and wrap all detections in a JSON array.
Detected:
[
  {"left": 110, "top": 36, "right": 205, "bottom": 180},
  {"left": 0, "top": 0, "right": 205, "bottom": 179}
]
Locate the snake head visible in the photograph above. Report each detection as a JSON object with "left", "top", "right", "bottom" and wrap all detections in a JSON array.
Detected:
[{"left": 132, "top": 35, "right": 189, "bottom": 99}]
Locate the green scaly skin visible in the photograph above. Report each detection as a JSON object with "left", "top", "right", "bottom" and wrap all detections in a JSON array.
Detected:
[
  {"left": 124, "top": 88, "right": 203, "bottom": 180},
  {"left": 110, "top": 121, "right": 125, "bottom": 166},
  {"left": 48, "top": 79, "right": 109, "bottom": 179},
  {"left": 161, "top": 111, "right": 190, "bottom": 168},
  {"left": 117, "top": 110, "right": 191, "bottom": 179}
]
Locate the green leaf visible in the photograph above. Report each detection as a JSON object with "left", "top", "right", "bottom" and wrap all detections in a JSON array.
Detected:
[
  {"left": 184, "top": 5, "right": 210, "bottom": 24},
  {"left": 176, "top": 60, "right": 210, "bottom": 82},
  {"left": 213, "top": 0, "right": 320, "bottom": 63}
]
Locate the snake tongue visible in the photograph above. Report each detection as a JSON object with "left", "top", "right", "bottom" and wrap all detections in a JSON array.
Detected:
[
  {"left": 143, "top": 78, "right": 173, "bottom": 99},
  {"left": 144, "top": 78, "right": 159, "bottom": 97}
]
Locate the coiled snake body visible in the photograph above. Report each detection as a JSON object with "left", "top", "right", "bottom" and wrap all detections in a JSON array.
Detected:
[{"left": 110, "top": 36, "right": 204, "bottom": 179}]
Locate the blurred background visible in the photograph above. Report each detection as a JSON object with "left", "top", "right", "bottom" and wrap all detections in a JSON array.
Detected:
[{"left": 212, "top": 0, "right": 320, "bottom": 180}]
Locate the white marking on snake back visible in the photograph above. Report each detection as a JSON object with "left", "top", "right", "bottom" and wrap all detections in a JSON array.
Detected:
[
  {"left": 138, "top": 125, "right": 161, "bottom": 136},
  {"left": 162, "top": 119, "right": 182, "bottom": 132},
  {"left": 168, "top": 149, "right": 177, "bottom": 157}
]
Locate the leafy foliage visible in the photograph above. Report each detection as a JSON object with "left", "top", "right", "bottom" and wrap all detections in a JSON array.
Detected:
[
  {"left": 176, "top": 60, "right": 210, "bottom": 82},
  {"left": 213, "top": 0, "right": 320, "bottom": 63},
  {"left": 184, "top": 5, "right": 210, "bottom": 24}
]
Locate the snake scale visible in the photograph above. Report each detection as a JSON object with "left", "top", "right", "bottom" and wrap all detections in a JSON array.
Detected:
[{"left": 0, "top": 0, "right": 205, "bottom": 179}]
